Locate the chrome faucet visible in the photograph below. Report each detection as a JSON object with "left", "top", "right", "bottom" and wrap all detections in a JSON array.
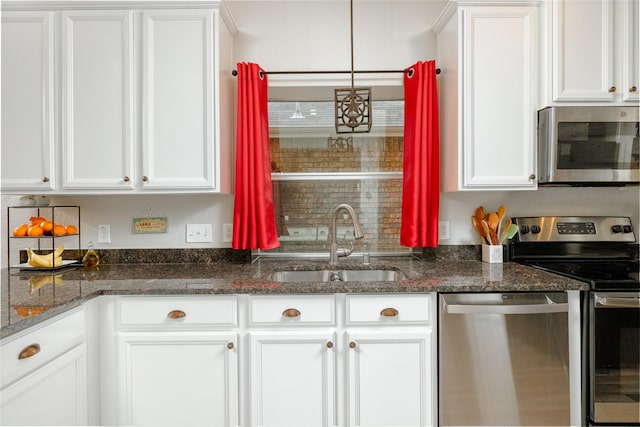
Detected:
[{"left": 329, "top": 204, "right": 365, "bottom": 265}]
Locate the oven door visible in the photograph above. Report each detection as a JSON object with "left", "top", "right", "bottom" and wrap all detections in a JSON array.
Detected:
[{"left": 590, "top": 292, "right": 640, "bottom": 425}]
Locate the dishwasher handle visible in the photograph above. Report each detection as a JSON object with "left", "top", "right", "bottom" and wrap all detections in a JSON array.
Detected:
[{"left": 443, "top": 295, "right": 569, "bottom": 315}]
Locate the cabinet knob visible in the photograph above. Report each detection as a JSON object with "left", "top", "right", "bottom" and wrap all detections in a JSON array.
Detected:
[
  {"left": 282, "top": 308, "right": 301, "bottom": 318},
  {"left": 326, "top": 341, "right": 334, "bottom": 349},
  {"left": 349, "top": 341, "right": 356, "bottom": 349},
  {"left": 142, "top": 176, "right": 149, "bottom": 182},
  {"left": 123, "top": 176, "right": 130, "bottom": 182},
  {"left": 630, "top": 86, "right": 638, "bottom": 93},
  {"left": 167, "top": 310, "right": 186, "bottom": 319},
  {"left": 529, "top": 174, "right": 536, "bottom": 180},
  {"left": 380, "top": 307, "right": 399, "bottom": 317},
  {"left": 18, "top": 343, "right": 41, "bottom": 360},
  {"left": 42, "top": 177, "right": 49, "bottom": 183},
  {"left": 609, "top": 86, "right": 617, "bottom": 93},
  {"left": 227, "top": 342, "right": 234, "bottom": 350}
]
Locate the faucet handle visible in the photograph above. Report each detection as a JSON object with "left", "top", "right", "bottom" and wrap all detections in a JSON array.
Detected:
[{"left": 336, "top": 241, "right": 354, "bottom": 258}]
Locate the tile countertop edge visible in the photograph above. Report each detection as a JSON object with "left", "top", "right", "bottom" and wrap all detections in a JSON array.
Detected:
[{"left": 1, "top": 259, "right": 589, "bottom": 340}]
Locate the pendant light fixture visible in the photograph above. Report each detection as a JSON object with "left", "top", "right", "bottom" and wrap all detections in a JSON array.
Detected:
[{"left": 335, "top": 0, "right": 372, "bottom": 134}]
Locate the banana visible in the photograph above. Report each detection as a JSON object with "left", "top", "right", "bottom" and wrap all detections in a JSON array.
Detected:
[
  {"left": 27, "top": 245, "right": 65, "bottom": 268},
  {"left": 28, "top": 274, "right": 64, "bottom": 293}
]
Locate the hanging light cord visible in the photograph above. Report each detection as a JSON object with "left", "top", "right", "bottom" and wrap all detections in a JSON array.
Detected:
[{"left": 349, "top": 0, "right": 355, "bottom": 90}]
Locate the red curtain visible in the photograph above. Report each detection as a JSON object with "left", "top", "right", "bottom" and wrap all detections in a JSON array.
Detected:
[
  {"left": 232, "top": 63, "right": 280, "bottom": 250},
  {"left": 400, "top": 60, "right": 440, "bottom": 248}
]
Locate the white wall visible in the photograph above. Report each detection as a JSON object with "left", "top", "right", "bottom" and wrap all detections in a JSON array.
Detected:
[{"left": 3, "top": 186, "right": 638, "bottom": 267}]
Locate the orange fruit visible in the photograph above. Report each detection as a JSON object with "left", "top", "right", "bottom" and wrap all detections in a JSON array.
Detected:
[
  {"left": 40, "top": 220, "right": 54, "bottom": 234},
  {"left": 27, "top": 225, "right": 44, "bottom": 237},
  {"left": 66, "top": 225, "right": 78, "bottom": 235},
  {"left": 29, "top": 216, "right": 46, "bottom": 225},
  {"left": 52, "top": 224, "right": 67, "bottom": 236},
  {"left": 13, "top": 223, "right": 28, "bottom": 236}
]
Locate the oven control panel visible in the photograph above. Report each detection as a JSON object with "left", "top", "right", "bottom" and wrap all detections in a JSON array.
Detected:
[{"left": 512, "top": 216, "right": 636, "bottom": 243}]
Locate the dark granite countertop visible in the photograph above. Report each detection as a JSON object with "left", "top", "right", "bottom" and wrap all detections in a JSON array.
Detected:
[{"left": 1, "top": 257, "right": 588, "bottom": 339}]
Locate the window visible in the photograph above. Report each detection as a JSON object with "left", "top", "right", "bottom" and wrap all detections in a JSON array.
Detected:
[{"left": 261, "top": 99, "right": 410, "bottom": 256}]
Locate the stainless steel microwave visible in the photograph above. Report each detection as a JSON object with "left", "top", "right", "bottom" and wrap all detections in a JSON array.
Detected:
[{"left": 538, "top": 106, "right": 640, "bottom": 185}]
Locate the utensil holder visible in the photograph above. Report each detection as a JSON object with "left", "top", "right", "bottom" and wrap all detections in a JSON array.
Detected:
[{"left": 482, "top": 244, "right": 503, "bottom": 263}]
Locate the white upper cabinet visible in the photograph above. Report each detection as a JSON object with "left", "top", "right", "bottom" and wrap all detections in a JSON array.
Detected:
[
  {"left": 141, "top": 10, "right": 215, "bottom": 190},
  {"left": 549, "top": 0, "right": 639, "bottom": 103},
  {"left": 1, "top": 12, "right": 55, "bottom": 191},
  {"left": 436, "top": 3, "right": 539, "bottom": 191},
  {"left": 61, "top": 11, "right": 135, "bottom": 190},
  {"left": 0, "top": 2, "right": 234, "bottom": 194}
]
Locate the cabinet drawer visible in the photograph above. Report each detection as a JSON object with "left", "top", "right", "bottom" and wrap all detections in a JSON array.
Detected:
[
  {"left": 249, "top": 295, "right": 335, "bottom": 326},
  {"left": 1, "top": 307, "right": 85, "bottom": 386},
  {"left": 346, "top": 294, "right": 432, "bottom": 325},
  {"left": 117, "top": 296, "right": 237, "bottom": 329}
]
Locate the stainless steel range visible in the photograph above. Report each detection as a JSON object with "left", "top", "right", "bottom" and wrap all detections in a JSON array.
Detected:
[{"left": 510, "top": 216, "right": 639, "bottom": 426}]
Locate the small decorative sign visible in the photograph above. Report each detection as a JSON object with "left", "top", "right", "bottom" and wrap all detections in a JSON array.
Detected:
[{"left": 133, "top": 217, "right": 168, "bottom": 234}]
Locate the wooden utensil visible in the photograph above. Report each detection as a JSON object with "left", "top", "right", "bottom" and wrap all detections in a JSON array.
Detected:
[
  {"left": 481, "top": 220, "right": 494, "bottom": 245},
  {"left": 496, "top": 205, "right": 506, "bottom": 238},
  {"left": 475, "top": 206, "right": 485, "bottom": 222},
  {"left": 487, "top": 212, "right": 499, "bottom": 245},
  {"left": 472, "top": 216, "right": 489, "bottom": 244}
]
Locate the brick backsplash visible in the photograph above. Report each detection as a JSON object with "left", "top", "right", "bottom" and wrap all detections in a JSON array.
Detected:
[{"left": 267, "top": 135, "right": 408, "bottom": 254}]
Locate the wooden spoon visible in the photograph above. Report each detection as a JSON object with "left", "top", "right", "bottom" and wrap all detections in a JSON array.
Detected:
[
  {"left": 481, "top": 220, "right": 494, "bottom": 245},
  {"left": 472, "top": 216, "right": 488, "bottom": 244},
  {"left": 496, "top": 205, "right": 506, "bottom": 238},
  {"left": 475, "top": 206, "right": 485, "bottom": 222}
]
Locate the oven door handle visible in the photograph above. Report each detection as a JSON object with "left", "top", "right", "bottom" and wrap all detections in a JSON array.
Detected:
[{"left": 595, "top": 295, "right": 640, "bottom": 308}]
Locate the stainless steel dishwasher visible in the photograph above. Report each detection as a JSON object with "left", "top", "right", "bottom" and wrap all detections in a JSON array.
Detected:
[{"left": 439, "top": 292, "right": 571, "bottom": 426}]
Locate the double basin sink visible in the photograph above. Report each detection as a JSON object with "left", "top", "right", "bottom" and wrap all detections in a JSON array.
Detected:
[{"left": 269, "top": 268, "right": 406, "bottom": 283}]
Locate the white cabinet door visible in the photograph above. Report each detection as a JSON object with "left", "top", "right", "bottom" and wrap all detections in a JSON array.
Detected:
[
  {"left": 346, "top": 331, "right": 434, "bottom": 427},
  {"left": 1, "top": 11, "right": 55, "bottom": 191},
  {"left": 141, "top": 10, "right": 215, "bottom": 190},
  {"left": 0, "top": 344, "right": 88, "bottom": 426},
  {"left": 61, "top": 10, "right": 134, "bottom": 190},
  {"left": 117, "top": 332, "right": 238, "bottom": 426},
  {"left": 438, "top": 5, "right": 538, "bottom": 191},
  {"left": 551, "top": 0, "right": 639, "bottom": 103},
  {"left": 249, "top": 331, "right": 336, "bottom": 427},
  {"left": 552, "top": 0, "right": 615, "bottom": 101}
]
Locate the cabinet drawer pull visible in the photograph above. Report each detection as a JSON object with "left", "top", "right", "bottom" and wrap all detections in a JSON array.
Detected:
[
  {"left": 609, "top": 86, "right": 617, "bottom": 93},
  {"left": 326, "top": 341, "right": 334, "bottom": 349},
  {"left": 18, "top": 343, "right": 41, "bottom": 360},
  {"left": 42, "top": 177, "right": 49, "bottom": 183},
  {"left": 630, "top": 86, "right": 638, "bottom": 93},
  {"left": 349, "top": 341, "right": 356, "bottom": 349},
  {"left": 529, "top": 174, "right": 536, "bottom": 180},
  {"left": 380, "top": 307, "right": 399, "bottom": 317},
  {"left": 227, "top": 342, "right": 234, "bottom": 350},
  {"left": 142, "top": 176, "right": 149, "bottom": 182},
  {"left": 282, "top": 308, "right": 301, "bottom": 318},
  {"left": 167, "top": 310, "right": 186, "bottom": 319},
  {"left": 123, "top": 176, "right": 130, "bottom": 182}
]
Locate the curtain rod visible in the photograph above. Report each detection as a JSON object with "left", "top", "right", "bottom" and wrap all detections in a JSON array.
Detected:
[{"left": 231, "top": 68, "right": 441, "bottom": 77}]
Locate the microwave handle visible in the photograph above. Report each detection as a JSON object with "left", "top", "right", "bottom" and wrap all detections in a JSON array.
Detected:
[{"left": 595, "top": 295, "right": 640, "bottom": 308}]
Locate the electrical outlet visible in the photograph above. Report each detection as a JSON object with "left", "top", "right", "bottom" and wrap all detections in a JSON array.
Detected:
[
  {"left": 222, "top": 223, "right": 233, "bottom": 243},
  {"left": 438, "top": 220, "right": 450, "bottom": 240},
  {"left": 97, "top": 224, "right": 111, "bottom": 244},
  {"left": 186, "top": 224, "right": 213, "bottom": 243}
]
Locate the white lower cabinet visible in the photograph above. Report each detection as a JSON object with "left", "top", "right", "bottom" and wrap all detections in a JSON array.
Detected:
[
  {"left": 249, "top": 331, "right": 337, "bottom": 426},
  {"left": 111, "top": 296, "right": 239, "bottom": 426},
  {"left": 117, "top": 332, "right": 238, "bottom": 426},
  {"left": 346, "top": 331, "right": 433, "bottom": 427},
  {"left": 105, "top": 293, "right": 436, "bottom": 426},
  {"left": 0, "top": 308, "right": 88, "bottom": 426},
  {"left": 345, "top": 294, "right": 436, "bottom": 427}
]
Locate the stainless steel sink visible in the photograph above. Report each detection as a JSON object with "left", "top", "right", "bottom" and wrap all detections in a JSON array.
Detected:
[{"left": 268, "top": 268, "right": 406, "bottom": 283}]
